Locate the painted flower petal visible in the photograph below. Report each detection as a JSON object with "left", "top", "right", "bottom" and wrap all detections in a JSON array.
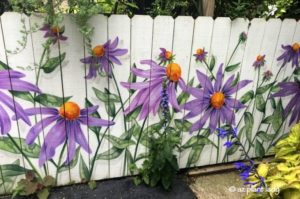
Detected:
[
  {"left": 196, "top": 70, "right": 214, "bottom": 94},
  {"left": 0, "top": 104, "right": 11, "bottom": 135},
  {"left": 74, "top": 121, "right": 92, "bottom": 153},
  {"left": 0, "top": 79, "right": 41, "bottom": 93},
  {"left": 80, "top": 105, "right": 99, "bottom": 116},
  {"left": 189, "top": 108, "right": 212, "bottom": 133},
  {"left": 0, "top": 70, "right": 25, "bottom": 78},
  {"left": 214, "top": 64, "right": 223, "bottom": 91},
  {"left": 65, "top": 123, "right": 76, "bottom": 165},
  {"left": 78, "top": 116, "right": 115, "bottom": 127},
  {"left": 168, "top": 83, "right": 180, "bottom": 111}
]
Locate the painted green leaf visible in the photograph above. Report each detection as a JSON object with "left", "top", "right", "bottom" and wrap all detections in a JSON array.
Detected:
[
  {"left": 244, "top": 112, "right": 254, "bottom": 145},
  {"left": 0, "top": 137, "right": 40, "bottom": 158},
  {"left": 262, "top": 115, "right": 273, "bottom": 124},
  {"left": 34, "top": 93, "right": 72, "bottom": 107},
  {"left": 42, "top": 52, "right": 66, "bottom": 73},
  {"left": 79, "top": 155, "right": 89, "bottom": 181},
  {"left": 255, "top": 140, "right": 265, "bottom": 158},
  {"left": 59, "top": 147, "right": 80, "bottom": 172},
  {"left": 177, "top": 78, "right": 194, "bottom": 105},
  {"left": 125, "top": 150, "right": 134, "bottom": 167},
  {"left": 231, "top": 72, "right": 240, "bottom": 87},
  {"left": 174, "top": 119, "right": 192, "bottom": 132},
  {"left": 1, "top": 164, "right": 29, "bottom": 177},
  {"left": 240, "top": 90, "right": 254, "bottom": 104},
  {"left": 255, "top": 94, "right": 266, "bottom": 112},
  {"left": 209, "top": 56, "right": 216, "bottom": 71},
  {"left": 270, "top": 98, "right": 276, "bottom": 109},
  {"left": 257, "top": 131, "right": 274, "bottom": 141},
  {"left": 128, "top": 63, "right": 137, "bottom": 94},
  {"left": 181, "top": 135, "right": 216, "bottom": 149},
  {"left": 0, "top": 61, "right": 10, "bottom": 70},
  {"left": 125, "top": 106, "right": 141, "bottom": 122},
  {"left": 225, "top": 62, "right": 240, "bottom": 72},
  {"left": 271, "top": 85, "right": 280, "bottom": 93},
  {"left": 293, "top": 67, "right": 300, "bottom": 75},
  {"left": 96, "top": 147, "right": 123, "bottom": 160},
  {"left": 187, "top": 146, "right": 204, "bottom": 167},
  {"left": 135, "top": 152, "right": 148, "bottom": 162},
  {"left": 104, "top": 134, "right": 135, "bottom": 149},
  {"left": 85, "top": 99, "right": 101, "bottom": 134},
  {"left": 272, "top": 99, "right": 283, "bottom": 132},
  {"left": 93, "top": 87, "right": 120, "bottom": 103},
  {"left": 256, "top": 82, "right": 275, "bottom": 94},
  {"left": 10, "top": 91, "right": 34, "bottom": 103},
  {"left": 227, "top": 144, "right": 239, "bottom": 155},
  {"left": 105, "top": 102, "right": 116, "bottom": 117}
]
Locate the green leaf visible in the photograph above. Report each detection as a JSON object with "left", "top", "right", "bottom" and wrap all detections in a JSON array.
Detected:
[
  {"left": 270, "top": 98, "right": 276, "bottom": 109},
  {"left": 174, "top": 119, "right": 192, "bottom": 132},
  {"left": 209, "top": 56, "right": 216, "bottom": 71},
  {"left": 42, "top": 52, "right": 66, "bottom": 73},
  {"left": 240, "top": 90, "right": 254, "bottom": 104},
  {"left": 96, "top": 147, "right": 123, "bottom": 160},
  {"left": 59, "top": 147, "right": 80, "bottom": 172},
  {"left": 105, "top": 102, "right": 116, "bottom": 117},
  {"left": 125, "top": 106, "right": 141, "bottom": 122},
  {"left": 35, "top": 93, "right": 72, "bottom": 107},
  {"left": 104, "top": 134, "right": 135, "bottom": 149},
  {"left": 255, "top": 140, "right": 265, "bottom": 158},
  {"left": 0, "top": 137, "right": 40, "bottom": 158},
  {"left": 93, "top": 87, "right": 120, "bottom": 103},
  {"left": 0, "top": 61, "right": 10, "bottom": 70},
  {"left": 257, "top": 131, "right": 274, "bottom": 141},
  {"left": 244, "top": 112, "right": 254, "bottom": 145},
  {"left": 79, "top": 155, "right": 89, "bottom": 181},
  {"left": 293, "top": 67, "right": 300, "bottom": 75},
  {"left": 262, "top": 115, "right": 273, "bottom": 124},
  {"left": 187, "top": 146, "right": 204, "bottom": 167},
  {"left": 227, "top": 144, "right": 239, "bottom": 155},
  {"left": 225, "top": 62, "right": 240, "bottom": 72},
  {"left": 272, "top": 99, "right": 283, "bottom": 132},
  {"left": 1, "top": 164, "right": 29, "bottom": 177},
  {"left": 181, "top": 135, "right": 216, "bottom": 149},
  {"left": 10, "top": 91, "right": 34, "bottom": 103},
  {"left": 124, "top": 2, "right": 139, "bottom": 9},
  {"left": 177, "top": 78, "right": 194, "bottom": 105},
  {"left": 85, "top": 99, "right": 101, "bottom": 134},
  {"left": 231, "top": 72, "right": 240, "bottom": 87},
  {"left": 128, "top": 63, "right": 137, "bottom": 94},
  {"left": 256, "top": 82, "right": 275, "bottom": 94},
  {"left": 255, "top": 94, "right": 266, "bottom": 112},
  {"left": 37, "top": 188, "right": 49, "bottom": 199}
]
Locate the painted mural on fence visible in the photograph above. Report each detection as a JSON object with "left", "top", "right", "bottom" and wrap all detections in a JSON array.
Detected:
[{"left": 0, "top": 14, "right": 299, "bottom": 194}]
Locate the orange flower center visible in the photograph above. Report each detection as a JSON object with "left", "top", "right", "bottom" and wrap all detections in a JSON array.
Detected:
[
  {"left": 166, "top": 63, "right": 182, "bottom": 82},
  {"left": 256, "top": 55, "right": 264, "bottom": 61},
  {"left": 59, "top": 101, "right": 80, "bottom": 120},
  {"left": 165, "top": 51, "right": 172, "bottom": 59},
  {"left": 196, "top": 48, "right": 204, "bottom": 55},
  {"left": 292, "top": 43, "right": 300, "bottom": 52},
  {"left": 210, "top": 92, "right": 225, "bottom": 109},
  {"left": 51, "top": 26, "right": 60, "bottom": 34},
  {"left": 93, "top": 45, "right": 105, "bottom": 57}
]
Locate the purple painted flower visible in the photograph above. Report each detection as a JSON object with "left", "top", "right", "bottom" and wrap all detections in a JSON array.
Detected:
[
  {"left": 0, "top": 70, "right": 40, "bottom": 134},
  {"left": 263, "top": 70, "right": 273, "bottom": 81},
  {"left": 183, "top": 64, "right": 251, "bottom": 133},
  {"left": 277, "top": 43, "right": 300, "bottom": 68},
  {"left": 80, "top": 37, "right": 128, "bottom": 78},
  {"left": 40, "top": 24, "right": 68, "bottom": 44},
  {"left": 224, "top": 141, "right": 234, "bottom": 148},
  {"left": 159, "top": 48, "right": 173, "bottom": 63},
  {"left": 253, "top": 55, "right": 265, "bottom": 68},
  {"left": 21, "top": 101, "right": 114, "bottom": 166},
  {"left": 194, "top": 48, "right": 208, "bottom": 62},
  {"left": 217, "top": 126, "right": 238, "bottom": 139},
  {"left": 271, "top": 81, "right": 300, "bottom": 125},
  {"left": 121, "top": 60, "right": 186, "bottom": 120}
]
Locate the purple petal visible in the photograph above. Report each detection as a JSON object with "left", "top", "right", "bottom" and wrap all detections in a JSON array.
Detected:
[
  {"left": 109, "top": 37, "right": 119, "bottom": 49},
  {"left": 168, "top": 83, "right": 180, "bottom": 111},
  {"left": 65, "top": 124, "right": 76, "bottom": 164},
  {"left": 109, "top": 49, "right": 128, "bottom": 56},
  {"left": 0, "top": 70, "right": 25, "bottom": 78},
  {"left": 196, "top": 70, "right": 214, "bottom": 94},
  {"left": 225, "top": 98, "right": 246, "bottom": 109},
  {"left": 78, "top": 116, "right": 115, "bottom": 127},
  {"left": 80, "top": 56, "right": 93, "bottom": 64},
  {"left": 214, "top": 64, "right": 223, "bottom": 91},
  {"left": 108, "top": 55, "right": 122, "bottom": 65},
  {"left": 140, "top": 60, "right": 162, "bottom": 69},
  {"left": 0, "top": 104, "right": 11, "bottom": 135},
  {"left": 222, "top": 75, "right": 235, "bottom": 92},
  {"left": 74, "top": 122, "right": 91, "bottom": 153},
  {"left": 226, "top": 80, "right": 252, "bottom": 95},
  {"left": 209, "top": 109, "right": 219, "bottom": 133},
  {"left": 131, "top": 67, "right": 165, "bottom": 78},
  {"left": 80, "top": 106, "right": 99, "bottom": 116},
  {"left": 0, "top": 79, "right": 41, "bottom": 93},
  {"left": 189, "top": 109, "right": 212, "bottom": 133}
]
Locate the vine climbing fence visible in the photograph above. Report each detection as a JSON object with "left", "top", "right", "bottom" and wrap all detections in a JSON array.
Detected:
[{"left": 0, "top": 12, "right": 299, "bottom": 194}]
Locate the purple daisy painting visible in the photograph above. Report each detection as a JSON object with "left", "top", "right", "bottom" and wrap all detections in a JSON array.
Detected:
[
  {"left": 271, "top": 81, "right": 300, "bottom": 125},
  {"left": 194, "top": 48, "right": 208, "bottom": 62},
  {"left": 183, "top": 64, "right": 251, "bottom": 133},
  {"left": 20, "top": 101, "right": 114, "bottom": 166},
  {"left": 277, "top": 42, "right": 300, "bottom": 68},
  {"left": 253, "top": 55, "right": 265, "bottom": 68},
  {"left": 80, "top": 37, "right": 128, "bottom": 78},
  {"left": 0, "top": 70, "right": 40, "bottom": 135},
  {"left": 159, "top": 48, "right": 173, "bottom": 63},
  {"left": 40, "top": 24, "right": 68, "bottom": 44},
  {"left": 121, "top": 60, "right": 186, "bottom": 120}
]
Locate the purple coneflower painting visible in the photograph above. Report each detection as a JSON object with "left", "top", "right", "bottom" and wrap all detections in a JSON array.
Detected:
[
  {"left": 80, "top": 37, "right": 128, "bottom": 78},
  {"left": 271, "top": 81, "right": 300, "bottom": 125},
  {"left": 277, "top": 42, "right": 300, "bottom": 68},
  {"left": 40, "top": 24, "right": 68, "bottom": 44},
  {"left": 183, "top": 64, "right": 251, "bottom": 133},
  {"left": 0, "top": 70, "right": 40, "bottom": 134},
  {"left": 263, "top": 70, "right": 273, "bottom": 81},
  {"left": 159, "top": 48, "right": 173, "bottom": 63},
  {"left": 121, "top": 60, "right": 186, "bottom": 120},
  {"left": 253, "top": 55, "right": 265, "bottom": 68},
  {"left": 20, "top": 101, "right": 114, "bottom": 166},
  {"left": 194, "top": 48, "right": 208, "bottom": 62}
]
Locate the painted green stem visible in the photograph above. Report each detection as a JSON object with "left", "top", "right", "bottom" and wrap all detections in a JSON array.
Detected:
[
  {"left": 133, "top": 117, "right": 148, "bottom": 161},
  {"left": 55, "top": 141, "right": 67, "bottom": 185},
  {"left": 226, "top": 40, "right": 241, "bottom": 67}
]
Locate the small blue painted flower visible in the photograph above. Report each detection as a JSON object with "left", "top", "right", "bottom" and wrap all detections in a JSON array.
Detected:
[{"left": 223, "top": 141, "right": 234, "bottom": 148}]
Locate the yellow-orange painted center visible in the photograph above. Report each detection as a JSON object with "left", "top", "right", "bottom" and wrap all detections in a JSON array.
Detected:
[
  {"left": 210, "top": 92, "right": 225, "bottom": 109},
  {"left": 165, "top": 51, "right": 172, "bottom": 59},
  {"left": 51, "top": 26, "right": 60, "bottom": 34},
  {"left": 93, "top": 45, "right": 105, "bottom": 57},
  {"left": 166, "top": 63, "right": 182, "bottom": 82},
  {"left": 292, "top": 43, "right": 300, "bottom": 52},
  {"left": 196, "top": 48, "right": 204, "bottom": 55},
  {"left": 59, "top": 101, "right": 80, "bottom": 120},
  {"left": 256, "top": 55, "right": 264, "bottom": 61}
]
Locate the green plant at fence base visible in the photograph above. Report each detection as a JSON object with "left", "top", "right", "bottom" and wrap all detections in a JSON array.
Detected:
[
  {"left": 244, "top": 123, "right": 300, "bottom": 199},
  {"left": 12, "top": 171, "right": 55, "bottom": 199}
]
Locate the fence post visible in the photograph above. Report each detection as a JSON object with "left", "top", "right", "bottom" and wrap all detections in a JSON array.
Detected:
[{"left": 202, "top": 0, "right": 215, "bottom": 17}]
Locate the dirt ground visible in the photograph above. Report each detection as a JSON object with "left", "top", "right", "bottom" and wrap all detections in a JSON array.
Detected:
[{"left": 189, "top": 171, "right": 247, "bottom": 199}]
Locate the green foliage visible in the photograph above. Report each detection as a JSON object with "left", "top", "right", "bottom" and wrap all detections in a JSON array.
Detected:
[
  {"left": 132, "top": 128, "right": 180, "bottom": 190},
  {"left": 245, "top": 123, "right": 300, "bottom": 199},
  {"left": 12, "top": 171, "right": 55, "bottom": 199}
]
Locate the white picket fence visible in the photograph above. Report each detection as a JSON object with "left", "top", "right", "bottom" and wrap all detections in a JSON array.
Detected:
[{"left": 0, "top": 12, "right": 299, "bottom": 194}]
